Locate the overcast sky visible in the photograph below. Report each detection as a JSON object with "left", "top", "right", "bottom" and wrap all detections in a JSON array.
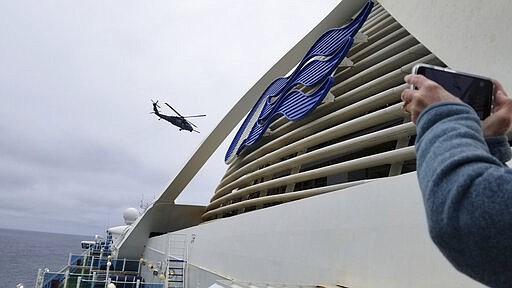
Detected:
[{"left": 0, "top": 1, "right": 339, "bottom": 236}]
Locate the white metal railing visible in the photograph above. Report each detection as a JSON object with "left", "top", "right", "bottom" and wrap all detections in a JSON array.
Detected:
[{"left": 36, "top": 254, "right": 146, "bottom": 288}]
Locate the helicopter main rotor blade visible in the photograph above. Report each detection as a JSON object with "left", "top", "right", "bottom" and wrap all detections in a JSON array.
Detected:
[
  {"left": 182, "top": 114, "right": 206, "bottom": 118},
  {"left": 165, "top": 103, "right": 184, "bottom": 118},
  {"left": 187, "top": 120, "right": 198, "bottom": 128}
]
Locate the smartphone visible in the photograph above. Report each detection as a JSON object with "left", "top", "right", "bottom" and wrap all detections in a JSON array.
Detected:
[{"left": 412, "top": 63, "right": 494, "bottom": 120}]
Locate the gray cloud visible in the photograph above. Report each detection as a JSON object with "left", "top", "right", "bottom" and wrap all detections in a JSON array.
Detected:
[{"left": 0, "top": 0, "right": 339, "bottom": 235}]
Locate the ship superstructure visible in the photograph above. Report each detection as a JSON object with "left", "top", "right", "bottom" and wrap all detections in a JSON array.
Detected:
[{"left": 34, "top": 0, "right": 512, "bottom": 287}]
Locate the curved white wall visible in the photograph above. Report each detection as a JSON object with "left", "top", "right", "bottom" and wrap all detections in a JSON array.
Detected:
[
  {"left": 148, "top": 173, "right": 484, "bottom": 287},
  {"left": 379, "top": 0, "right": 512, "bottom": 90}
]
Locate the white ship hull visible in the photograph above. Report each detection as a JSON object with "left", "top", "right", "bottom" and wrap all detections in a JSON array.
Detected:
[{"left": 140, "top": 173, "right": 485, "bottom": 287}]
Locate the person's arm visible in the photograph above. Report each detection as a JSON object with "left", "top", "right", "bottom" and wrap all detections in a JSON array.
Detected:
[
  {"left": 402, "top": 76, "right": 512, "bottom": 287},
  {"left": 415, "top": 102, "right": 512, "bottom": 287}
]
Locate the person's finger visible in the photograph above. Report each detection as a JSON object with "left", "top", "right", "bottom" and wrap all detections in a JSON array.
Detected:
[
  {"left": 401, "top": 102, "right": 410, "bottom": 114},
  {"left": 495, "top": 90, "right": 507, "bottom": 103},
  {"left": 404, "top": 74, "right": 428, "bottom": 88},
  {"left": 492, "top": 90, "right": 509, "bottom": 113},
  {"left": 411, "top": 110, "right": 418, "bottom": 124},
  {"left": 401, "top": 88, "right": 414, "bottom": 103},
  {"left": 492, "top": 79, "right": 508, "bottom": 97},
  {"left": 496, "top": 91, "right": 512, "bottom": 113}
]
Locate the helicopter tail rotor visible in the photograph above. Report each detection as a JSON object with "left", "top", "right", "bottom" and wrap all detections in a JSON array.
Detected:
[{"left": 151, "top": 99, "right": 161, "bottom": 108}]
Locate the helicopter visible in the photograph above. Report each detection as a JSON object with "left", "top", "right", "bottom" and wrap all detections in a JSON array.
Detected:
[{"left": 151, "top": 100, "right": 206, "bottom": 133}]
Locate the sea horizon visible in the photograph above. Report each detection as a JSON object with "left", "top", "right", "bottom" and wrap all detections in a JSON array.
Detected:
[
  {"left": 0, "top": 227, "right": 91, "bottom": 288},
  {"left": 0, "top": 226, "right": 91, "bottom": 238}
]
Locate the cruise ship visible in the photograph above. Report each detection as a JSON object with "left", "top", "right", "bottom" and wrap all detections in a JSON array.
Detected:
[{"left": 33, "top": 0, "right": 511, "bottom": 287}]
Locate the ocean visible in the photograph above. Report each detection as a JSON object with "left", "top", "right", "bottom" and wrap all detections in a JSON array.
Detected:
[{"left": 0, "top": 228, "right": 89, "bottom": 288}]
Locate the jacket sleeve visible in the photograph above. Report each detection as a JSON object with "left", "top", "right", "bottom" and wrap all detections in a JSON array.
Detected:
[
  {"left": 485, "top": 135, "right": 511, "bottom": 164},
  {"left": 415, "top": 102, "right": 512, "bottom": 287}
]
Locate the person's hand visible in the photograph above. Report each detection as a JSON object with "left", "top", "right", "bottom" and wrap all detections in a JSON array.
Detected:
[
  {"left": 401, "top": 74, "right": 462, "bottom": 123},
  {"left": 481, "top": 80, "right": 512, "bottom": 137}
]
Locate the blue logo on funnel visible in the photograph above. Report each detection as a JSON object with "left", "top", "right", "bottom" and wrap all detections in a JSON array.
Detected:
[{"left": 225, "top": 1, "right": 373, "bottom": 164}]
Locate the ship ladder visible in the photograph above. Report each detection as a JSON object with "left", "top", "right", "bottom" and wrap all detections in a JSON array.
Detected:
[{"left": 167, "top": 234, "right": 187, "bottom": 288}]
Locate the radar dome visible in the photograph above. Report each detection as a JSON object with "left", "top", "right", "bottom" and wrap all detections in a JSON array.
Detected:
[{"left": 123, "top": 208, "right": 139, "bottom": 225}]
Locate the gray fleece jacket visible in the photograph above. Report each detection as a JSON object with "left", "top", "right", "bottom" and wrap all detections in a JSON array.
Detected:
[{"left": 415, "top": 102, "right": 512, "bottom": 287}]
